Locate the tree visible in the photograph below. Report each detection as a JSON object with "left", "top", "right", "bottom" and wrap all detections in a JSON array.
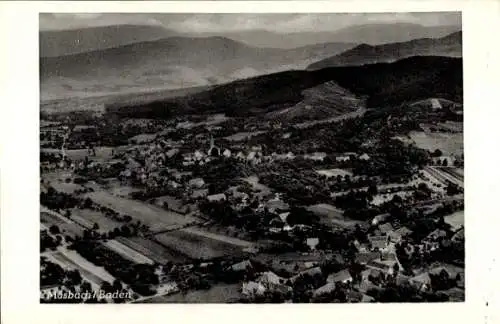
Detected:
[
  {"left": 442, "top": 158, "right": 448, "bottom": 167},
  {"left": 93, "top": 222, "right": 99, "bottom": 230},
  {"left": 49, "top": 225, "right": 60, "bottom": 235}
]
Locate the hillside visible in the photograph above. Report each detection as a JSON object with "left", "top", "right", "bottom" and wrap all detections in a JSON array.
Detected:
[
  {"left": 40, "top": 36, "right": 356, "bottom": 100},
  {"left": 308, "top": 31, "right": 462, "bottom": 69},
  {"left": 40, "top": 24, "right": 177, "bottom": 57},
  {"left": 106, "top": 56, "right": 462, "bottom": 120}
]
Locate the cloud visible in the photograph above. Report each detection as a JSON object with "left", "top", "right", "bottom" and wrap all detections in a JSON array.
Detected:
[{"left": 40, "top": 12, "right": 461, "bottom": 32}]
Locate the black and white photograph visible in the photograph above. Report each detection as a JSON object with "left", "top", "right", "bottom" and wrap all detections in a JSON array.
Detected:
[{"left": 38, "top": 12, "right": 465, "bottom": 304}]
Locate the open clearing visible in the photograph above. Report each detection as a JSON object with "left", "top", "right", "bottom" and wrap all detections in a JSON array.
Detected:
[
  {"left": 143, "top": 283, "right": 241, "bottom": 303},
  {"left": 48, "top": 248, "right": 115, "bottom": 286},
  {"left": 41, "top": 146, "right": 115, "bottom": 162},
  {"left": 84, "top": 191, "right": 199, "bottom": 232},
  {"left": 103, "top": 239, "right": 154, "bottom": 265},
  {"left": 224, "top": 131, "right": 266, "bottom": 142},
  {"left": 315, "top": 168, "right": 352, "bottom": 178},
  {"left": 397, "top": 131, "right": 463, "bottom": 156},
  {"left": 306, "top": 203, "right": 363, "bottom": 228},
  {"left": 69, "top": 208, "right": 122, "bottom": 233},
  {"left": 153, "top": 229, "right": 249, "bottom": 260},
  {"left": 40, "top": 211, "right": 85, "bottom": 238},
  {"left": 444, "top": 210, "right": 464, "bottom": 231},
  {"left": 116, "top": 236, "right": 189, "bottom": 264},
  {"left": 181, "top": 227, "right": 255, "bottom": 248}
]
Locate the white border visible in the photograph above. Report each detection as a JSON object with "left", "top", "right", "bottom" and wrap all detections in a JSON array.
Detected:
[{"left": 1, "top": 1, "right": 499, "bottom": 324}]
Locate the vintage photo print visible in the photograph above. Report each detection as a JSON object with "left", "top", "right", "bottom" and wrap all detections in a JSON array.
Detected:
[{"left": 1, "top": 1, "right": 499, "bottom": 324}]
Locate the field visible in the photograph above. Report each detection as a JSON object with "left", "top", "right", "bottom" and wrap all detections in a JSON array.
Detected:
[
  {"left": 224, "top": 131, "right": 266, "bottom": 141},
  {"left": 49, "top": 181, "right": 84, "bottom": 194},
  {"left": 47, "top": 248, "right": 116, "bottom": 288},
  {"left": 84, "top": 191, "right": 199, "bottom": 232},
  {"left": 40, "top": 146, "right": 115, "bottom": 162},
  {"left": 444, "top": 210, "right": 464, "bottom": 231},
  {"left": 143, "top": 283, "right": 241, "bottom": 303},
  {"left": 116, "top": 236, "right": 189, "bottom": 264},
  {"left": 315, "top": 168, "right": 352, "bottom": 178},
  {"left": 397, "top": 131, "right": 463, "bottom": 156},
  {"left": 69, "top": 208, "right": 122, "bottom": 233},
  {"left": 40, "top": 211, "right": 85, "bottom": 238},
  {"left": 306, "top": 203, "right": 363, "bottom": 228},
  {"left": 153, "top": 228, "right": 251, "bottom": 260},
  {"left": 103, "top": 239, "right": 154, "bottom": 265}
]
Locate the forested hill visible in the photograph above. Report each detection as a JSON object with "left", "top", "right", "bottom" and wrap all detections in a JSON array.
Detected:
[{"left": 106, "top": 56, "right": 463, "bottom": 119}]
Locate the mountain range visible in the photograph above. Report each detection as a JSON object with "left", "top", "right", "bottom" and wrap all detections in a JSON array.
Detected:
[
  {"left": 308, "top": 31, "right": 462, "bottom": 69},
  {"left": 40, "top": 23, "right": 462, "bottom": 102}
]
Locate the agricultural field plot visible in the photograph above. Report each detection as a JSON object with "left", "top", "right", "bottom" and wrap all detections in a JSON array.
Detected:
[
  {"left": 153, "top": 229, "right": 249, "bottom": 260},
  {"left": 397, "top": 131, "right": 463, "bottom": 156},
  {"left": 224, "top": 131, "right": 266, "bottom": 142},
  {"left": 103, "top": 239, "right": 154, "bottom": 265},
  {"left": 69, "top": 208, "right": 122, "bottom": 233},
  {"left": 40, "top": 211, "right": 85, "bottom": 238},
  {"left": 143, "top": 283, "right": 241, "bottom": 303},
  {"left": 242, "top": 176, "right": 273, "bottom": 197},
  {"left": 181, "top": 227, "right": 256, "bottom": 248},
  {"left": 49, "top": 181, "right": 84, "bottom": 194},
  {"left": 315, "top": 168, "right": 352, "bottom": 178},
  {"left": 84, "top": 191, "right": 200, "bottom": 232},
  {"left": 444, "top": 210, "right": 464, "bottom": 231},
  {"left": 306, "top": 203, "right": 363, "bottom": 228},
  {"left": 116, "top": 237, "right": 189, "bottom": 264},
  {"left": 48, "top": 249, "right": 115, "bottom": 288},
  {"left": 41, "top": 146, "right": 115, "bottom": 162},
  {"left": 128, "top": 133, "right": 157, "bottom": 144}
]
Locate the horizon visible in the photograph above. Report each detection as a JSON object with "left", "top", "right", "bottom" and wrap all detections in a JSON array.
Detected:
[{"left": 40, "top": 13, "right": 461, "bottom": 33}]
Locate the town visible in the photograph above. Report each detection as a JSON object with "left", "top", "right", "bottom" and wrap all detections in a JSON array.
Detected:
[{"left": 40, "top": 93, "right": 464, "bottom": 303}]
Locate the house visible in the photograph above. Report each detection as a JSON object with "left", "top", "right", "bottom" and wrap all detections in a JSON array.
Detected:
[
  {"left": 242, "top": 281, "right": 266, "bottom": 296},
  {"left": 366, "top": 259, "right": 396, "bottom": 275},
  {"left": 388, "top": 226, "right": 413, "bottom": 243},
  {"left": 313, "top": 282, "right": 336, "bottom": 297},
  {"left": 327, "top": 269, "right": 353, "bottom": 284},
  {"left": 257, "top": 271, "right": 284, "bottom": 286},
  {"left": 409, "top": 272, "right": 432, "bottom": 291},
  {"left": 368, "top": 235, "right": 389, "bottom": 251},
  {"left": 360, "top": 294, "right": 375, "bottom": 303},
  {"left": 395, "top": 274, "right": 410, "bottom": 286},
  {"left": 451, "top": 228, "right": 464, "bottom": 242},
  {"left": 425, "top": 229, "right": 447, "bottom": 241},
  {"left": 355, "top": 251, "right": 380, "bottom": 265},
  {"left": 290, "top": 267, "right": 323, "bottom": 283},
  {"left": 359, "top": 153, "right": 371, "bottom": 161},
  {"left": 306, "top": 238, "right": 319, "bottom": 250},
  {"left": 191, "top": 189, "right": 209, "bottom": 199},
  {"left": 188, "top": 178, "right": 205, "bottom": 189},
  {"left": 371, "top": 213, "right": 390, "bottom": 226},
  {"left": 222, "top": 149, "right": 232, "bottom": 158},
  {"left": 358, "top": 280, "right": 380, "bottom": 294},
  {"left": 361, "top": 269, "right": 383, "bottom": 282},
  {"left": 279, "top": 212, "right": 290, "bottom": 222},
  {"left": 378, "top": 223, "right": 394, "bottom": 235},
  {"left": 207, "top": 193, "right": 227, "bottom": 202},
  {"left": 230, "top": 260, "right": 253, "bottom": 272}
]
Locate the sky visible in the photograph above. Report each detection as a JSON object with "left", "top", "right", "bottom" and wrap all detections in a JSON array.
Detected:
[{"left": 40, "top": 12, "right": 461, "bottom": 33}]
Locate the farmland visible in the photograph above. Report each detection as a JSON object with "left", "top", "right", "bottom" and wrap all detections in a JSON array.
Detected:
[
  {"left": 69, "top": 208, "right": 123, "bottom": 233},
  {"left": 153, "top": 228, "right": 251, "bottom": 260},
  {"left": 84, "top": 191, "right": 200, "bottom": 232},
  {"left": 397, "top": 131, "right": 463, "bottom": 156},
  {"left": 116, "top": 236, "right": 189, "bottom": 264},
  {"left": 306, "top": 203, "right": 363, "bottom": 228},
  {"left": 444, "top": 210, "right": 464, "bottom": 231},
  {"left": 103, "top": 239, "right": 154, "bottom": 265},
  {"left": 143, "top": 283, "right": 241, "bottom": 303},
  {"left": 315, "top": 168, "right": 352, "bottom": 178},
  {"left": 40, "top": 211, "right": 85, "bottom": 238}
]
